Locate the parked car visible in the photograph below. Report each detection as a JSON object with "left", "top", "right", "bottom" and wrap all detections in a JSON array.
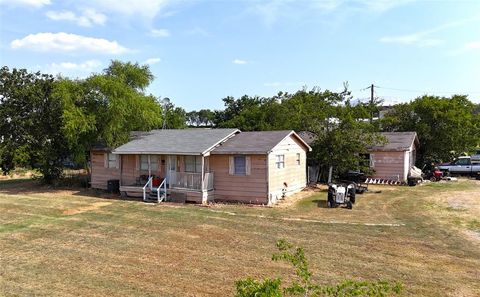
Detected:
[{"left": 437, "top": 156, "right": 480, "bottom": 176}]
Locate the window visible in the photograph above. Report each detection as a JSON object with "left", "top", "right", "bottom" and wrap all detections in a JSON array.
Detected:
[
  {"left": 234, "top": 156, "right": 246, "bottom": 175},
  {"left": 276, "top": 154, "right": 285, "bottom": 169},
  {"left": 185, "top": 156, "right": 202, "bottom": 173},
  {"left": 454, "top": 158, "right": 470, "bottom": 166},
  {"left": 150, "top": 155, "right": 158, "bottom": 171},
  {"left": 140, "top": 155, "right": 149, "bottom": 170},
  {"left": 107, "top": 153, "right": 117, "bottom": 168},
  {"left": 360, "top": 153, "right": 374, "bottom": 168},
  {"left": 296, "top": 153, "right": 301, "bottom": 165}
]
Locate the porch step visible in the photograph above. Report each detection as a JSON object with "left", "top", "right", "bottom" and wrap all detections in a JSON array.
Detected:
[{"left": 144, "top": 189, "right": 167, "bottom": 203}]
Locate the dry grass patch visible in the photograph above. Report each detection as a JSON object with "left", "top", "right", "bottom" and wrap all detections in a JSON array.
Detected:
[{"left": 1, "top": 178, "right": 480, "bottom": 296}]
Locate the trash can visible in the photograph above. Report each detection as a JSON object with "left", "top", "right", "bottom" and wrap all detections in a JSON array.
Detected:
[{"left": 107, "top": 179, "right": 120, "bottom": 193}]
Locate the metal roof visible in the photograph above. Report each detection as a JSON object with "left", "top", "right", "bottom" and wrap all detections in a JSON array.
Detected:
[
  {"left": 113, "top": 128, "right": 239, "bottom": 155},
  {"left": 369, "top": 132, "right": 419, "bottom": 152},
  {"left": 212, "top": 130, "right": 311, "bottom": 154}
]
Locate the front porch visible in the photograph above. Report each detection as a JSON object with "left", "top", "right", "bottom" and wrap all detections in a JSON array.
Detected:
[{"left": 116, "top": 154, "right": 214, "bottom": 203}]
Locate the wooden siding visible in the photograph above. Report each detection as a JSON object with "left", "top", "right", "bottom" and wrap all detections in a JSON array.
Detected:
[
  {"left": 209, "top": 154, "right": 268, "bottom": 204},
  {"left": 268, "top": 135, "right": 307, "bottom": 202},
  {"left": 90, "top": 152, "right": 120, "bottom": 190},
  {"left": 370, "top": 151, "right": 407, "bottom": 181}
]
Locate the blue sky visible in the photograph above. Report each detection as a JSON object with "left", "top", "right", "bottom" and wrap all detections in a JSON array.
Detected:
[{"left": 1, "top": 0, "right": 479, "bottom": 110}]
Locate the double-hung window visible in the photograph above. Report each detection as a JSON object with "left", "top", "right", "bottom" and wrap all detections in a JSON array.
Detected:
[
  {"left": 107, "top": 153, "right": 117, "bottom": 168},
  {"left": 296, "top": 153, "right": 301, "bottom": 165},
  {"left": 140, "top": 155, "right": 149, "bottom": 171},
  {"left": 234, "top": 156, "right": 246, "bottom": 175},
  {"left": 276, "top": 154, "right": 285, "bottom": 169},
  {"left": 185, "top": 156, "right": 202, "bottom": 173}
]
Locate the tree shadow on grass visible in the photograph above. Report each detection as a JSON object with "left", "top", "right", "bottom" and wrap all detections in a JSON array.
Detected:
[{"left": 0, "top": 178, "right": 142, "bottom": 202}]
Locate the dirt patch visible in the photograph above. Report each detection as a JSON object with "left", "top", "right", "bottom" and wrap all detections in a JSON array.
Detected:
[
  {"left": 274, "top": 185, "right": 323, "bottom": 208},
  {"left": 62, "top": 201, "right": 112, "bottom": 215}
]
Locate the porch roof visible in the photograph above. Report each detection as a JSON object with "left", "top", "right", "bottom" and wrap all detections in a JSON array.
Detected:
[{"left": 113, "top": 128, "right": 239, "bottom": 155}]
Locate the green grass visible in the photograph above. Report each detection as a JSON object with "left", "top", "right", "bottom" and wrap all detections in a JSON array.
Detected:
[{"left": 0, "top": 179, "right": 479, "bottom": 296}]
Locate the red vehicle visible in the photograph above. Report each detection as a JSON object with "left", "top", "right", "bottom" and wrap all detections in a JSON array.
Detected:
[{"left": 425, "top": 167, "right": 443, "bottom": 182}]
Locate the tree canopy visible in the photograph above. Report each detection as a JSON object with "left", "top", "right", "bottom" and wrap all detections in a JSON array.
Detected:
[
  {"left": 381, "top": 95, "right": 480, "bottom": 165},
  {"left": 0, "top": 61, "right": 186, "bottom": 182}
]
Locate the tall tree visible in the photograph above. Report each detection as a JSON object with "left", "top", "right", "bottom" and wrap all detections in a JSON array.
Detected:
[
  {"left": 381, "top": 95, "right": 480, "bottom": 165},
  {"left": 59, "top": 60, "right": 165, "bottom": 166},
  {"left": 0, "top": 67, "right": 67, "bottom": 181}
]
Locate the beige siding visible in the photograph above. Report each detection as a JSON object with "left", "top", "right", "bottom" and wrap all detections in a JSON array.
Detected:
[
  {"left": 90, "top": 151, "right": 120, "bottom": 189},
  {"left": 120, "top": 155, "right": 137, "bottom": 186},
  {"left": 370, "top": 151, "right": 407, "bottom": 181},
  {"left": 209, "top": 154, "right": 268, "bottom": 204},
  {"left": 268, "top": 135, "right": 307, "bottom": 203}
]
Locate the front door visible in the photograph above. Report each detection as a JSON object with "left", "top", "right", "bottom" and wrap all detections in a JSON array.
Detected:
[{"left": 167, "top": 155, "right": 177, "bottom": 186}]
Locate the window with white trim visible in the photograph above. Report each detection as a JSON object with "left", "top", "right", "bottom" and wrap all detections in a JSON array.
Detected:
[
  {"left": 107, "top": 153, "right": 117, "bottom": 168},
  {"left": 276, "top": 154, "right": 285, "bottom": 169},
  {"left": 150, "top": 155, "right": 159, "bottom": 171},
  {"left": 360, "top": 153, "right": 374, "bottom": 168},
  {"left": 296, "top": 153, "right": 301, "bottom": 165},
  {"left": 185, "top": 156, "right": 202, "bottom": 173},
  {"left": 140, "top": 155, "right": 149, "bottom": 170},
  {"left": 234, "top": 156, "right": 246, "bottom": 175}
]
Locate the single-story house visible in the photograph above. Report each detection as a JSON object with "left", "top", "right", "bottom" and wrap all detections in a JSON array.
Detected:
[
  {"left": 90, "top": 129, "right": 311, "bottom": 204},
  {"left": 298, "top": 131, "right": 419, "bottom": 183},
  {"left": 366, "top": 132, "right": 419, "bottom": 182}
]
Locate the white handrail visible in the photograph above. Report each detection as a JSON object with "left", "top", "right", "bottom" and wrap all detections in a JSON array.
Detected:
[
  {"left": 157, "top": 178, "right": 166, "bottom": 202},
  {"left": 143, "top": 176, "right": 153, "bottom": 201}
]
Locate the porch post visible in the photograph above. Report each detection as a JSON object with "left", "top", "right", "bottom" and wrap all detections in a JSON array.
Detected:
[
  {"left": 148, "top": 155, "right": 151, "bottom": 177},
  {"left": 201, "top": 154, "right": 207, "bottom": 204},
  {"left": 119, "top": 155, "right": 122, "bottom": 186}
]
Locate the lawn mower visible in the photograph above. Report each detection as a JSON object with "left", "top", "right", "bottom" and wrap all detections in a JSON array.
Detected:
[{"left": 327, "top": 183, "right": 356, "bottom": 209}]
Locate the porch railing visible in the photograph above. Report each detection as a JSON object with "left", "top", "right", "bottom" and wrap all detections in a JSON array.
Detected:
[
  {"left": 203, "top": 172, "right": 214, "bottom": 191},
  {"left": 169, "top": 172, "right": 214, "bottom": 191}
]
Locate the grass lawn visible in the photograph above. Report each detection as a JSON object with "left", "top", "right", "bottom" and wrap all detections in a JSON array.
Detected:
[{"left": 1, "top": 179, "right": 479, "bottom": 296}]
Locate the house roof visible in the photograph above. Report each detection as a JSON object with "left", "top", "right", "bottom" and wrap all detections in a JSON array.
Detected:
[
  {"left": 369, "top": 132, "right": 419, "bottom": 152},
  {"left": 212, "top": 130, "right": 311, "bottom": 154},
  {"left": 113, "top": 128, "right": 239, "bottom": 155},
  {"left": 297, "top": 131, "right": 316, "bottom": 145}
]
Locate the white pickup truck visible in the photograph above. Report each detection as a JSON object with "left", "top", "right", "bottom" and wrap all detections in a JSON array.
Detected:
[{"left": 438, "top": 156, "right": 480, "bottom": 176}]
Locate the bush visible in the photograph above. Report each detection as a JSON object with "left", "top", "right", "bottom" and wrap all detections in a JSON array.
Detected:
[{"left": 235, "top": 240, "right": 403, "bottom": 297}]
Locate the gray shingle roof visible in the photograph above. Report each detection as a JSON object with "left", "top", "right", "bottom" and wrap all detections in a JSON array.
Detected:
[
  {"left": 369, "top": 132, "right": 419, "bottom": 152},
  {"left": 212, "top": 130, "right": 310, "bottom": 154},
  {"left": 113, "top": 128, "right": 239, "bottom": 155}
]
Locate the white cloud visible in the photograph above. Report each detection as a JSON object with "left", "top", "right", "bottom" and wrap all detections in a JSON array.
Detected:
[
  {"left": 84, "top": 0, "right": 172, "bottom": 19},
  {"left": 233, "top": 59, "right": 247, "bottom": 65},
  {"left": 144, "top": 57, "right": 161, "bottom": 65},
  {"left": 11, "top": 32, "right": 128, "bottom": 54},
  {"left": 46, "top": 9, "right": 107, "bottom": 27},
  {"left": 380, "top": 34, "right": 444, "bottom": 47},
  {"left": 448, "top": 41, "right": 480, "bottom": 56},
  {"left": 150, "top": 28, "right": 170, "bottom": 37},
  {"left": 380, "top": 17, "right": 480, "bottom": 47},
  {"left": 45, "top": 60, "right": 102, "bottom": 77},
  {"left": 0, "top": 0, "right": 50, "bottom": 8},
  {"left": 185, "top": 26, "right": 210, "bottom": 37},
  {"left": 250, "top": 0, "right": 416, "bottom": 27},
  {"left": 465, "top": 41, "right": 480, "bottom": 50}
]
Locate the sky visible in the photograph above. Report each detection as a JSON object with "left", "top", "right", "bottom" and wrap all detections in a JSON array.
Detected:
[{"left": 1, "top": 0, "right": 479, "bottom": 111}]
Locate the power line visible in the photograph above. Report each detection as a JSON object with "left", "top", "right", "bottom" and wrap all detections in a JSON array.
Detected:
[{"left": 375, "top": 86, "right": 480, "bottom": 94}]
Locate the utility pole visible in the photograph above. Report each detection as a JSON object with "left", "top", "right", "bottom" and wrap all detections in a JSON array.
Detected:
[{"left": 369, "top": 84, "right": 374, "bottom": 124}]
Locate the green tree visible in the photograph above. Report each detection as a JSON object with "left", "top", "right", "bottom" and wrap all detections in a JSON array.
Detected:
[
  {"left": 58, "top": 60, "right": 166, "bottom": 167},
  {"left": 0, "top": 67, "right": 67, "bottom": 182},
  {"left": 381, "top": 95, "right": 480, "bottom": 165}
]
